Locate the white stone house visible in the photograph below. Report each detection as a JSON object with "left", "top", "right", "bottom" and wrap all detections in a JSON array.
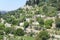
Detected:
[
  {"left": 44, "top": 17, "right": 55, "bottom": 21},
  {"left": 15, "top": 26, "right": 24, "bottom": 30},
  {"left": 35, "top": 15, "right": 41, "bottom": 17},
  {"left": 40, "top": 15, "right": 46, "bottom": 18},
  {"left": 26, "top": 28, "right": 40, "bottom": 34},
  {"left": 19, "top": 22, "right": 24, "bottom": 26},
  {"left": 5, "top": 23, "right": 11, "bottom": 27},
  {"left": 1, "top": 18, "right": 5, "bottom": 24},
  {"left": 26, "top": 18, "right": 31, "bottom": 22},
  {"left": 32, "top": 21, "right": 39, "bottom": 25},
  {"left": 23, "top": 5, "right": 32, "bottom": 10},
  {"left": 32, "top": 21, "right": 39, "bottom": 29}
]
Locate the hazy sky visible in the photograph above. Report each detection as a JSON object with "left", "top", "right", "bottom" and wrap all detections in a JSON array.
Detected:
[{"left": 0, "top": 0, "right": 27, "bottom": 11}]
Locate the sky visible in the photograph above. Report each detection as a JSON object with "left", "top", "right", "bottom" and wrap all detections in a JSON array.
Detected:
[{"left": 0, "top": 0, "right": 27, "bottom": 11}]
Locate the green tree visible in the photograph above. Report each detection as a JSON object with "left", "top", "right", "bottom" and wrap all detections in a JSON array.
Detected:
[
  {"left": 20, "top": 16, "right": 26, "bottom": 22},
  {"left": 44, "top": 19, "right": 53, "bottom": 29},
  {"left": 0, "top": 35, "right": 3, "bottom": 40},
  {"left": 48, "top": 0, "right": 57, "bottom": 7},
  {"left": 37, "top": 17, "right": 44, "bottom": 27},
  {"left": 24, "top": 21, "right": 29, "bottom": 29},
  {"left": 12, "top": 19, "right": 19, "bottom": 25},
  {"left": 26, "top": 0, "right": 45, "bottom": 6},
  {"left": 0, "top": 30, "right": 4, "bottom": 40},
  {"left": 15, "top": 28, "right": 24, "bottom": 36},
  {"left": 0, "top": 23, "right": 5, "bottom": 30},
  {"left": 5, "top": 27, "right": 15, "bottom": 34},
  {"left": 43, "top": 5, "right": 57, "bottom": 17},
  {"left": 35, "top": 30, "right": 50, "bottom": 40},
  {"left": 57, "top": 0, "right": 60, "bottom": 11}
]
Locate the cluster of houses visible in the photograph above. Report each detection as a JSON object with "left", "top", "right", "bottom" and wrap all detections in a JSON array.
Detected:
[
  {"left": 0, "top": 11, "right": 60, "bottom": 33},
  {"left": 0, "top": 5, "right": 60, "bottom": 40}
]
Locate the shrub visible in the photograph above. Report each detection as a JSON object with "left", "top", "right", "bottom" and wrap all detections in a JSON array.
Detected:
[
  {"left": 5, "top": 27, "right": 15, "bottom": 34},
  {"left": 44, "top": 19, "right": 53, "bottom": 29},
  {"left": 15, "top": 28, "right": 25, "bottom": 36},
  {"left": 35, "top": 30, "right": 50, "bottom": 40},
  {"left": 0, "top": 23, "right": 5, "bottom": 30}
]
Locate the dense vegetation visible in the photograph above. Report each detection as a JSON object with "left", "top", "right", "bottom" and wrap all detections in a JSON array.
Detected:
[{"left": 0, "top": 0, "right": 60, "bottom": 40}]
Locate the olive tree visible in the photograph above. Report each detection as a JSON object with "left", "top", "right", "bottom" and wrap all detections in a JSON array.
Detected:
[
  {"left": 44, "top": 19, "right": 53, "bottom": 29},
  {"left": 37, "top": 17, "right": 44, "bottom": 27},
  {"left": 15, "top": 28, "right": 25, "bottom": 36},
  {"left": 24, "top": 21, "right": 29, "bottom": 29},
  {"left": 0, "top": 23, "right": 5, "bottom": 30},
  {"left": 35, "top": 30, "right": 50, "bottom": 40}
]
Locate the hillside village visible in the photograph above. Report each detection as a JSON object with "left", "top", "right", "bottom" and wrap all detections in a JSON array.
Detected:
[{"left": 0, "top": 0, "right": 60, "bottom": 40}]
